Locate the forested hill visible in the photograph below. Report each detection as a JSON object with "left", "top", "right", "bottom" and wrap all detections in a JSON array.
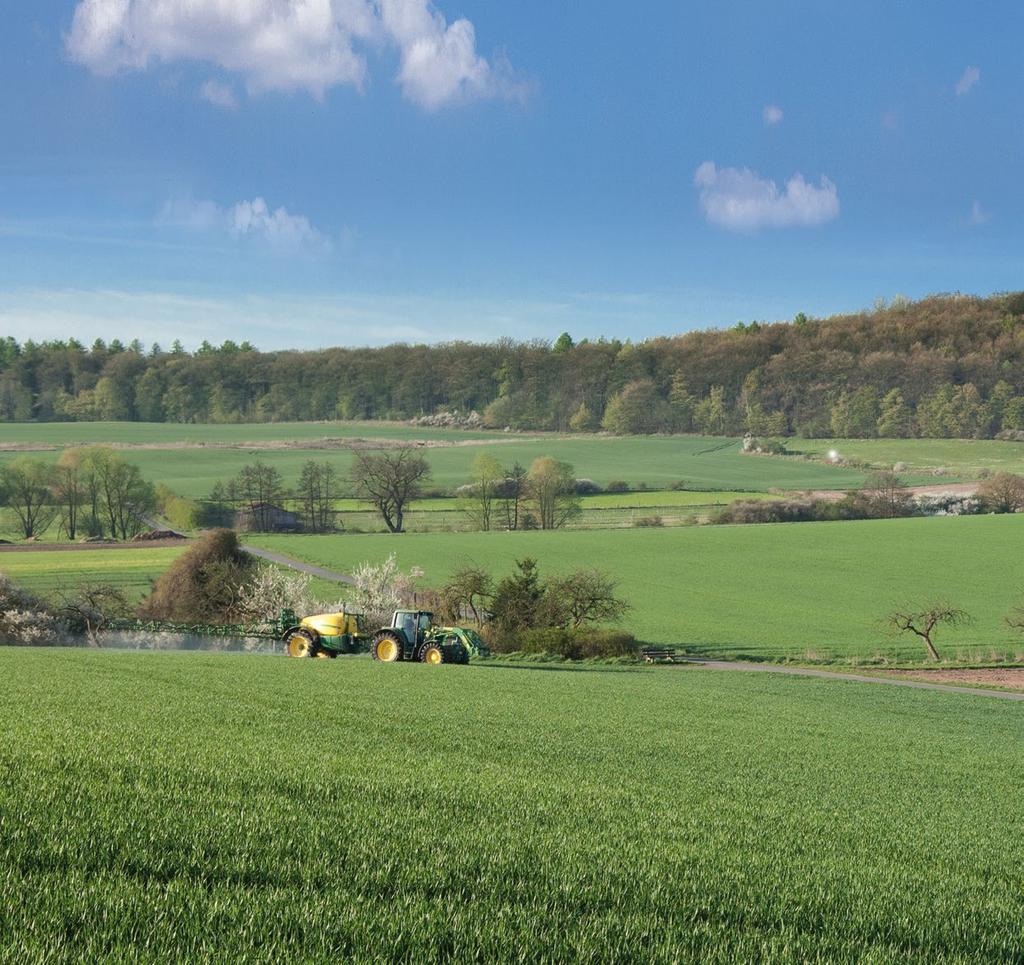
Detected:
[{"left": 3, "top": 291, "right": 1024, "bottom": 439}]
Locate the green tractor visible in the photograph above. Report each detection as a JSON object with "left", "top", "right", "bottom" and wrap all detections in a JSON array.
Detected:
[
  {"left": 369, "top": 609, "right": 488, "bottom": 665},
  {"left": 282, "top": 609, "right": 369, "bottom": 659}
]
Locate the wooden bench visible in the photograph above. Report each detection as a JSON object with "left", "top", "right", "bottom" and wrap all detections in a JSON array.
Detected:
[{"left": 640, "top": 647, "right": 683, "bottom": 664}]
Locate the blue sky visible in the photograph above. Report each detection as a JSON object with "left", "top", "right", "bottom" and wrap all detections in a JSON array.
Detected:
[{"left": 0, "top": 1, "right": 1021, "bottom": 349}]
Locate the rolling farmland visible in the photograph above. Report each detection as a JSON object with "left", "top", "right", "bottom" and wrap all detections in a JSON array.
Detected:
[
  {"left": 249, "top": 514, "right": 1024, "bottom": 662},
  {"left": 2, "top": 650, "right": 1022, "bottom": 961}
]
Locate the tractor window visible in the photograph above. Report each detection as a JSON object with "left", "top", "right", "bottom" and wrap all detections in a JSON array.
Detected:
[
  {"left": 418, "top": 614, "right": 432, "bottom": 631},
  {"left": 401, "top": 614, "right": 416, "bottom": 639}
]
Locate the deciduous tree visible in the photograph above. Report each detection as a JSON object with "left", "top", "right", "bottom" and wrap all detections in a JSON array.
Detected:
[
  {"left": 0, "top": 457, "right": 56, "bottom": 539},
  {"left": 351, "top": 446, "right": 431, "bottom": 533},
  {"left": 527, "top": 457, "right": 581, "bottom": 530},
  {"left": 887, "top": 603, "right": 971, "bottom": 661}
]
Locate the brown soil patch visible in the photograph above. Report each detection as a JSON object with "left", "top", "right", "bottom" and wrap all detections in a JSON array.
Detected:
[
  {"left": 804, "top": 482, "right": 979, "bottom": 502},
  {"left": 0, "top": 539, "right": 190, "bottom": 553},
  {"left": 0, "top": 435, "right": 526, "bottom": 453},
  {"left": 876, "top": 667, "right": 1024, "bottom": 691}
]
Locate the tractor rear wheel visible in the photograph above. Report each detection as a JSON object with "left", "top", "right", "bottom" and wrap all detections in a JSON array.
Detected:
[
  {"left": 371, "top": 631, "right": 404, "bottom": 663},
  {"left": 285, "top": 628, "right": 321, "bottom": 658}
]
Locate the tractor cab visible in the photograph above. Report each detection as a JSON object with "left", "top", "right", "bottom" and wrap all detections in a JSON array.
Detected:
[{"left": 390, "top": 609, "right": 434, "bottom": 647}]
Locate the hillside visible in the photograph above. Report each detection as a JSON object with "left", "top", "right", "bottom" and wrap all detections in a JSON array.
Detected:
[{"left": 3, "top": 291, "right": 1024, "bottom": 437}]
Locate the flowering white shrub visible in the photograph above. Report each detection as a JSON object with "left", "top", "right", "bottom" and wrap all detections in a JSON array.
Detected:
[
  {"left": 915, "top": 493, "right": 980, "bottom": 516},
  {"left": 0, "top": 574, "right": 66, "bottom": 644},
  {"left": 235, "top": 565, "right": 318, "bottom": 628},
  {"left": 347, "top": 554, "right": 424, "bottom": 626}
]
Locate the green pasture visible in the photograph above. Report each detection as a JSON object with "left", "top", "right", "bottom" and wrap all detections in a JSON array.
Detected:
[
  {"left": 0, "top": 433, "right": 868, "bottom": 498},
  {"left": 795, "top": 437, "right": 1024, "bottom": 477},
  {"left": 0, "top": 547, "right": 185, "bottom": 601},
  {"left": 2, "top": 650, "right": 1022, "bottom": 961},
  {"left": 250, "top": 514, "right": 1024, "bottom": 662}
]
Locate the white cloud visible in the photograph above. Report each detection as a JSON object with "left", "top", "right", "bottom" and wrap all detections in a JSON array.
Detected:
[
  {"left": 66, "top": 0, "right": 526, "bottom": 109},
  {"left": 199, "top": 79, "right": 238, "bottom": 110},
  {"left": 955, "top": 65, "right": 980, "bottom": 97},
  {"left": 379, "top": 0, "right": 527, "bottom": 109},
  {"left": 158, "top": 197, "right": 330, "bottom": 252},
  {"left": 969, "top": 200, "right": 991, "bottom": 225},
  {"left": 762, "top": 104, "right": 783, "bottom": 126},
  {"left": 694, "top": 161, "right": 840, "bottom": 230}
]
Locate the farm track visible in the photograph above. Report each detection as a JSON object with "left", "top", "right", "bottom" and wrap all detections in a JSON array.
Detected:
[
  {"left": 685, "top": 658, "right": 1024, "bottom": 700},
  {"left": 242, "top": 545, "right": 355, "bottom": 585}
]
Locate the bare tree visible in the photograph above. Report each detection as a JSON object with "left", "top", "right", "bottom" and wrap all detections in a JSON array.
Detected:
[
  {"left": 351, "top": 446, "right": 431, "bottom": 533},
  {"left": 296, "top": 460, "right": 338, "bottom": 532},
  {"left": 0, "top": 457, "right": 57, "bottom": 538},
  {"left": 460, "top": 453, "right": 503, "bottom": 531},
  {"left": 497, "top": 462, "right": 528, "bottom": 531},
  {"left": 548, "top": 569, "right": 631, "bottom": 629},
  {"left": 55, "top": 582, "right": 131, "bottom": 644},
  {"left": 858, "top": 470, "right": 913, "bottom": 518},
  {"left": 234, "top": 461, "right": 287, "bottom": 532},
  {"left": 527, "top": 456, "right": 582, "bottom": 530},
  {"left": 440, "top": 565, "right": 494, "bottom": 626},
  {"left": 886, "top": 603, "right": 971, "bottom": 661},
  {"left": 977, "top": 472, "right": 1024, "bottom": 513}
]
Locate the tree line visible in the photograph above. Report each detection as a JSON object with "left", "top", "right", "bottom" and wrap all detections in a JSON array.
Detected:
[
  {"left": 0, "top": 449, "right": 155, "bottom": 540},
  {"left": 209, "top": 449, "right": 583, "bottom": 534},
  {"left": 5, "top": 292, "right": 1024, "bottom": 438}
]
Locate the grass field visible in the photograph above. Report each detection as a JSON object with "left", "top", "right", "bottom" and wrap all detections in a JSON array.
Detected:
[
  {"left": 0, "top": 547, "right": 186, "bottom": 601},
  {"left": 2, "top": 649, "right": 1022, "bottom": 960},
  {"left": 0, "top": 425, "right": 870, "bottom": 495},
  {"left": 796, "top": 437, "right": 1024, "bottom": 477},
  {"left": 249, "top": 514, "right": 1024, "bottom": 662}
]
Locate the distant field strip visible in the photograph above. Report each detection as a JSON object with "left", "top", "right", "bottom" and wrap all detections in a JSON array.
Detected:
[
  {"left": 0, "top": 430, "right": 868, "bottom": 496},
  {"left": 249, "top": 514, "right": 1024, "bottom": 662},
  {"left": 0, "top": 420, "right": 516, "bottom": 447},
  {"left": 2, "top": 651, "right": 1022, "bottom": 960},
  {"left": 795, "top": 437, "right": 1024, "bottom": 476},
  {"left": 0, "top": 547, "right": 185, "bottom": 601}
]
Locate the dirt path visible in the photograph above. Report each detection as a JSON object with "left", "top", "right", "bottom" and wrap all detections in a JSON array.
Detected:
[
  {"left": 683, "top": 658, "right": 1024, "bottom": 701},
  {"left": 242, "top": 545, "right": 355, "bottom": 586}
]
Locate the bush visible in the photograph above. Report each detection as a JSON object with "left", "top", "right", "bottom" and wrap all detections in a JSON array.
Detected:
[
  {"left": 605, "top": 480, "right": 630, "bottom": 493},
  {"left": 139, "top": 528, "right": 256, "bottom": 622},
  {"left": 977, "top": 472, "right": 1024, "bottom": 513},
  {"left": 634, "top": 515, "right": 664, "bottom": 527},
  {"left": 713, "top": 497, "right": 876, "bottom": 525},
  {"left": 667, "top": 479, "right": 689, "bottom": 491},
  {"left": 154, "top": 484, "right": 200, "bottom": 532},
  {"left": 0, "top": 574, "right": 66, "bottom": 645},
  {"left": 518, "top": 627, "right": 639, "bottom": 660},
  {"left": 574, "top": 478, "right": 603, "bottom": 495}
]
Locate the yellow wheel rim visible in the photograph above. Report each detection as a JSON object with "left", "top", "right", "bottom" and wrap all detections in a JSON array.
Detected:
[
  {"left": 377, "top": 638, "right": 399, "bottom": 662},
  {"left": 286, "top": 635, "right": 311, "bottom": 658},
  {"left": 425, "top": 646, "right": 442, "bottom": 665}
]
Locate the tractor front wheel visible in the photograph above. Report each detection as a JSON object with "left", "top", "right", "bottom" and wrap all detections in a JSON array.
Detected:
[
  {"left": 371, "top": 631, "right": 404, "bottom": 663},
  {"left": 419, "top": 643, "right": 445, "bottom": 665},
  {"left": 285, "top": 628, "right": 321, "bottom": 659}
]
